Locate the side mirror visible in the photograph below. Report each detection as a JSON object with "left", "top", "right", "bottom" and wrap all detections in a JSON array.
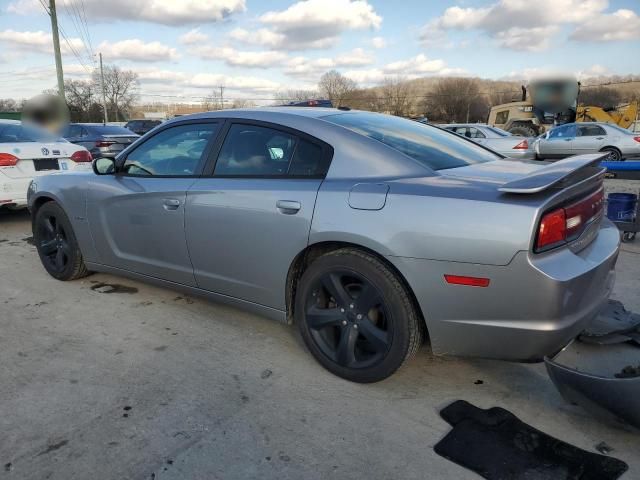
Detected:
[{"left": 92, "top": 157, "right": 116, "bottom": 175}]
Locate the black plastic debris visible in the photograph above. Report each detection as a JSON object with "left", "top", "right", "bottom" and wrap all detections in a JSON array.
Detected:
[{"left": 434, "top": 400, "right": 628, "bottom": 480}]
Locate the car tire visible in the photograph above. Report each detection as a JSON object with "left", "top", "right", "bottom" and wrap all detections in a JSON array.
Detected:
[
  {"left": 601, "top": 147, "right": 623, "bottom": 161},
  {"left": 296, "top": 248, "right": 423, "bottom": 383},
  {"left": 33, "top": 202, "right": 90, "bottom": 281},
  {"left": 508, "top": 123, "right": 538, "bottom": 137}
]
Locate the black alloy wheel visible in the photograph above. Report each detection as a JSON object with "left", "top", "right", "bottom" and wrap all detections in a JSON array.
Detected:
[
  {"left": 296, "top": 248, "right": 423, "bottom": 383},
  {"left": 305, "top": 270, "right": 392, "bottom": 369},
  {"left": 33, "top": 202, "right": 89, "bottom": 281}
]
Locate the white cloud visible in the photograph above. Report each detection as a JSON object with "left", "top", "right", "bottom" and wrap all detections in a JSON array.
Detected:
[
  {"left": 570, "top": 9, "right": 640, "bottom": 42},
  {"left": 371, "top": 36, "right": 386, "bottom": 49},
  {"left": 0, "top": 29, "right": 84, "bottom": 56},
  {"left": 229, "top": 28, "right": 286, "bottom": 49},
  {"left": 7, "top": 0, "right": 246, "bottom": 26},
  {"left": 187, "top": 73, "right": 281, "bottom": 93},
  {"left": 255, "top": 0, "right": 381, "bottom": 50},
  {"left": 189, "top": 46, "right": 287, "bottom": 68},
  {"left": 179, "top": 29, "right": 209, "bottom": 45},
  {"left": 284, "top": 48, "right": 374, "bottom": 78},
  {"left": 344, "top": 54, "right": 464, "bottom": 84},
  {"left": 98, "top": 39, "right": 179, "bottom": 62},
  {"left": 494, "top": 26, "right": 560, "bottom": 51},
  {"left": 384, "top": 54, "right": 446, "bottom": 74},
  {"left": 421, "top": 0, "right": 611, "bottom": 51}
]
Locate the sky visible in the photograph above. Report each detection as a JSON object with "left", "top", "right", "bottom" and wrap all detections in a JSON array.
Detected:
[{"left": 0, "top": 0, "right": 639, "bottom": 102}]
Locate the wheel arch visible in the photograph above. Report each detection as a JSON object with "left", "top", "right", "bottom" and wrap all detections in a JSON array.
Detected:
[
  {"left": 285, "top": 240, "right": 427, "bottom": 336},
  {"left": 599, "top": 145, "right": 622, "bottom": 153},
  {"left": 30, "top": 194, "right": 60, "bottom": 227}
]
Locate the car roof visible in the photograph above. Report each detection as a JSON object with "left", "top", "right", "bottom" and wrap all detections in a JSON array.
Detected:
[
  {"left": 166, "top": 107, "right": 345, "bottom": 123},
  {"left": 0, "top": 119, "right": 21, "bottom": 125}
]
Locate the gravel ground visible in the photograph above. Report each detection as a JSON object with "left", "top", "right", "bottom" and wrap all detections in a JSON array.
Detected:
[{"left": 1, "top": 207, "right": 639, "bottom": 480}]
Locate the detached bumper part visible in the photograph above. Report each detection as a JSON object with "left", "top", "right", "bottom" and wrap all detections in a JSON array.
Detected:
[{"left": 545, "top": 301, "right": 640, "bottom": 429}]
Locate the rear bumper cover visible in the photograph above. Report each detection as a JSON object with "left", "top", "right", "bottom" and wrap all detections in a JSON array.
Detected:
[{"left": 389, "top": 218, "right": 620, "bottom": 361}]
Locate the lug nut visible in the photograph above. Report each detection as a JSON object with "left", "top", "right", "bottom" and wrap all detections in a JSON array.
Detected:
[
  {"left": 349, "top": 304, "right": 354, "bottom": 309},
  {"left": 342, "top": 320, "right": 347, "bottom": 326},
  {"left": 353, "top": 324, "right": 358, "bottom": 329},
  {"left": 356, "top": 314, "right": 363, "bottom": 320},
  {"left": 340, "top": 308, "right": 345, "bottom": 313}
]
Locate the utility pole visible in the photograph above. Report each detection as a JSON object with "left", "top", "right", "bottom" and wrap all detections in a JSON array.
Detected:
[
  {"left": 99, "top": 53, "right": 108, "bottom": 124},
  {"left": 48, "top": 0, "right": 65, "bottom": 101},
  {"left": 219, "top": 85, "right": 225, "bottom": 110}
]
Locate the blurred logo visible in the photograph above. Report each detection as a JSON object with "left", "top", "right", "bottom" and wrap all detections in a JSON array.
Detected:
[{"left": 41, "top": 147, "right": 50, "bottom": 156}]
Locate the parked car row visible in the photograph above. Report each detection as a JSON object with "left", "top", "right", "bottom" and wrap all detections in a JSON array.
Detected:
[{"left": 445, "top": 121, "right": 640, "bottom": 161}]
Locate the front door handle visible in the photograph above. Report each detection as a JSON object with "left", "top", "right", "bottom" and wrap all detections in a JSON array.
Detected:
[
  {"left": 564, "top": 138, "right": 573, "bottom": 141},
  {"left": 163, "top": 198, "right": 181, "bottom": 211},
  {"left": 596, "top": 137, "right": 604, "bottom": 140},
  {"left": 276, "top": 200, "right": 301, "bottom": 214}
]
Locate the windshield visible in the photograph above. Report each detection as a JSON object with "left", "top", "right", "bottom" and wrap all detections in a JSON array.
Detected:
[
  {"left": 323, "top": 112, "right": 500, "bottom": 170},
  {"left": 0, "top": 122, "right": 61, "bottom": 143}
]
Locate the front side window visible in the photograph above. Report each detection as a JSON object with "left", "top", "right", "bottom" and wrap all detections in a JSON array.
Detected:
[
  {"left": 122, "top": 123, "right": 218, "bottom": 176},
  {"left": 214, "top": 124, "right": 330, "bottom": 177},
  {"left": 548, "top": 125, "right": 576, "bottom": 139},
  {"left": 323, "top": 112, "right": 499, "bottom": 171}
]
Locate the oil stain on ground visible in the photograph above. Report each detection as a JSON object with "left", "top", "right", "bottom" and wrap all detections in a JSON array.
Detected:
[
  {"left": 36, "top": 439, "right": 69, "bottom": 457},
  {"left": 90, "top": 282, "right": 138, "bottom": 294}
]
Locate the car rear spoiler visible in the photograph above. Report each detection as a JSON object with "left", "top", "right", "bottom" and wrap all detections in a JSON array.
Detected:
[{"left": 499, "top": 153, "right": 608, "bottom": 194}]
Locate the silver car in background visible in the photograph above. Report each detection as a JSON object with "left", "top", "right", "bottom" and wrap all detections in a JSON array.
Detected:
[
  {"left": 28, "top": 108, "right": 619, "bottom": 383},
  {"left": 442, "top": 123, "right": 536, "bottom": 159},
  {"left": 535, "top": 122, "right": 640, "bottom": 161}
]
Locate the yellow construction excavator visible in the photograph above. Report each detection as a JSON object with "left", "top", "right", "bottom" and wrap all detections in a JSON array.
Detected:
[{"left": 488, "top": 78, "right": 639, "bottom": 136}]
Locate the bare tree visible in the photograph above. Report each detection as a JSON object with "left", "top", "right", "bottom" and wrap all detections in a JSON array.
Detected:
[
  {"left": 230, "top": 98, "right": 255, "bottom": 109},
  {"left": 318, "top": 70, "right": 358, "bottom": 107},
  {"left": 423, "top": 78, "right": 486, "bottom": 123},
  {"left": 92, "top": 65, "right": 139, "bottom": 121},
  {"left": 202, "top": 90, "right": 223, "bottom": 111},
  {"left": 0, "top": 98, "right": 19, "bottom": 111},
  {"left": 380, "top": 77, "right": 413, "bottom": 116},
  {"left": 578, "top": 87, "right": 623, "bottom": 110},
  {"left": 273, "top": 89, "right": 319, "bottom": 104}
]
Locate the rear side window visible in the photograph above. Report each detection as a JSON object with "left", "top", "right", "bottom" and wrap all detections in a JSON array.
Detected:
[
  {"left": 323, "top": 112, "right": 499, "bottom": 171},
  {"left": 0, "top": 123, "right": 58, "bottom": 143},
  {"left": 578, "top": 125, "right": 606, "bottom": 136},
  {"left": 214, "top": 124, "right": 331, "bottom": 177}
]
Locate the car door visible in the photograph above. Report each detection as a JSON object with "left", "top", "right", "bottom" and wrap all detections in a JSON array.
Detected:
[
  {"left": 87, "top": 121, "right": 221, "bottom": 285},
  {"left": 185, "top": 120, "right": 333, "bottom": 310},
  {"left": 539, "top": 124, "right": 576, "bottom": 158},
  {"left": 467, "top": 127, "right": 487, "bottom": 146},
  {"left": 574, "top": 125, "right": 607, "bottom": 155}
]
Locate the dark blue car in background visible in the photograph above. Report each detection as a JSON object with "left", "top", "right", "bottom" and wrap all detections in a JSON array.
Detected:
[{"left": 62, "top": 123, "right": 139, "bottom": 159}]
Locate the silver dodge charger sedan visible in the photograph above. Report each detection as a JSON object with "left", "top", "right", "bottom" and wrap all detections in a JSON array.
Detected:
[{"left": 28, "top": 108, "right": 620, "bottom": 383}]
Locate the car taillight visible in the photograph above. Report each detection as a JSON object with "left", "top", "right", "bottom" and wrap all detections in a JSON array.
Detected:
[
  {"left": 513, "top": 139, "right": 529, "bottom": 150},
  {"left": 633, "top": 136, "right": 640, "bottom": 143},
  {"left": 70, "top": 150, "right": 93, "bottom": 163},
  {"left": 96, "top": 141, "right": 115, "bottom": 147},
  {"left": 0, "top": 153, "right": 19, "bottom": 167},
  {"left": 535, "top": 187, "right": 604, "bottom": 252},
  {"left": 537, "top": 208, "right": 566, "bottom": 250}
]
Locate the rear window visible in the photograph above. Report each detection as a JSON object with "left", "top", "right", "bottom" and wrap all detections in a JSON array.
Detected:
[
  {"left": 487, "top": 127, "right": 511, "bottom": 137},
  {"left": 323, "top": 112, "right": 499, "bottom": 171},
  {"left": 605, "top": 124, "right": 634, "bottom": 135},
  {"left": 0, "top": 122, "right": 60, "bottom": 143},
  {"left": 88, "top": 125, "right": 136, "bottom": 135}
]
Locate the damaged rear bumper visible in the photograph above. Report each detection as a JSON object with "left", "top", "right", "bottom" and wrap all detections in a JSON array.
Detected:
[{"left": 545, "top": 300, "right": 640, "bottom": 429}]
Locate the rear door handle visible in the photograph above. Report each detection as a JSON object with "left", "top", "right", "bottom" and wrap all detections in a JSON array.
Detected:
[
  {"left": 163, "top": 198, "right": 181, "bottom": 210},
  {"left": 276, "top": 200, "right": 301, "bottom": 214},
  {"left": 596, "top": 137, "right": 604, "bottom": 140}
]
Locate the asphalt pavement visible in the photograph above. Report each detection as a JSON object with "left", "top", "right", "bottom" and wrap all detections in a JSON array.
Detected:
[{"left": 1, "top": 208, "right": 639, "bottom": 480}]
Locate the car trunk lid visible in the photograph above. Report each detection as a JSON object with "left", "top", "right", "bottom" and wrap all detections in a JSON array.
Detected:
[
  {"left": 99, "top": 134, "right": 138, "bottom": 153},
  {"left": 0, "top": 142, "right": 78, "bottom": 179}
]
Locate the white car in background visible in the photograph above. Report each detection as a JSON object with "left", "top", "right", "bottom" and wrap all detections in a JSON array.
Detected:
[
  {"left": 0, "top": 120, "right": 92, "bottom": 210},
  {"left": 441, "top": 123, "right": 536, "bottom": 159}
]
